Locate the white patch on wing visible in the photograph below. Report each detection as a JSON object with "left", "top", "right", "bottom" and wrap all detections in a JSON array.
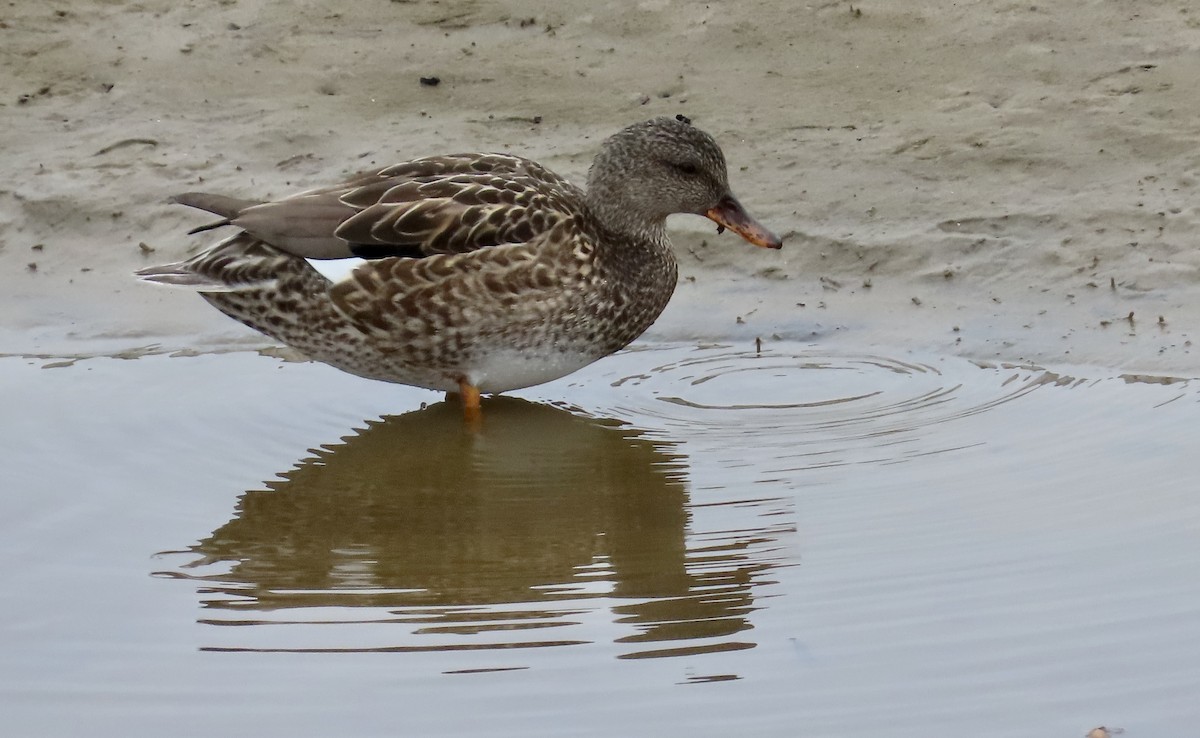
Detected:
[{"left": 307, "top": 257, "right": 367, "bottom": 284}]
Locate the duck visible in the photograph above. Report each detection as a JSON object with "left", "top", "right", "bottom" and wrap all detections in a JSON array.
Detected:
[{"left": 137, "top": 116, "right": 782, "bottom": 420}]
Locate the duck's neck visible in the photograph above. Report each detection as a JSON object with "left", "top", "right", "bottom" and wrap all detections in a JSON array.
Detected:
[
  {"left": 583, "top": 184, "right": 669, "bottom": 247},
  {"left": 582, "top": 182, "right": 678, "bottom": 302},
  {"left": 581, "top": 195, "right": 679, "bottom": 355}
]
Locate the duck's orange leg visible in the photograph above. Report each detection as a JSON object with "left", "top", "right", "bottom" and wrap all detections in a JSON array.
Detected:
[{"left": 457, "top": 378, "right": 483, "bottom": 426}]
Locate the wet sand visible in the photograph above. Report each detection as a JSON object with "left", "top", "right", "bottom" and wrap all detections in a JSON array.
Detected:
[
  {"left": 3, "top": 2, "right": 1200, "bottom": 737},
  {"left": 3, "top": 0, "right": 1200, "bottom": 372}
]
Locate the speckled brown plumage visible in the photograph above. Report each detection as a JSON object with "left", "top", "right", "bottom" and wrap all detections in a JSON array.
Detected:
[{"left": 138, "top": 117, "right": 781, "bottom": 398}]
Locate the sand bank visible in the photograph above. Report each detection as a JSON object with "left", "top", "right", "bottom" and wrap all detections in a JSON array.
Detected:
[{"left": 3, "top": 0, "right": 1199, "bottom": 373}]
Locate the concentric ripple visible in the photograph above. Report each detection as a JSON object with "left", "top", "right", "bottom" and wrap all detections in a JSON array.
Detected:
[{"left": 592, "top": 344, "right": 1076, "bottom": 470}]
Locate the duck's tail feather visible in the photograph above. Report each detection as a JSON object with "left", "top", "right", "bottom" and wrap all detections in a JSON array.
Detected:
[
  {"left": 135, "top": 262, "right": 244, "bottom": 291},
  {"left": 135, "top": 233, "right": 301, "bottom": 292},
  {"left": 172, "top": 192, "right": 261, "bottom": 219},
  {"left": 171, "top": 192, "right": 263, "bottom": 236},
  {"left": 185, "top": 219, "right": 232, "bottom": 236}
]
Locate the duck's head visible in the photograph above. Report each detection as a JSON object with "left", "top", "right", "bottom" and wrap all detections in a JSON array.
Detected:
[{"left": 586, "top": 116, "right": 782, "bottom": 249}]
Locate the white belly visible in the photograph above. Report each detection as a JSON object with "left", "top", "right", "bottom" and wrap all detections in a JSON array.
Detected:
[{"left": 469, "top": 348, "right": 599, "bottom": 394}]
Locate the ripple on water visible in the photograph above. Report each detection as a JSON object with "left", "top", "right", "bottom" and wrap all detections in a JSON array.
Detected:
[{"left": 600, "top": 346, "right": 1079, "bottom": 470}]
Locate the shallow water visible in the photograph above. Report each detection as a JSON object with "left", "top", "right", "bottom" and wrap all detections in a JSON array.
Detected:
[{"left": 2, "top": 344, "right": 1198, "bottom": 736}]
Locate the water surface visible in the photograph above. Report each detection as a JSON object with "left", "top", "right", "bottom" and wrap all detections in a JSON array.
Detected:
[{"left": 2, "top": 344, "right": 1198, "bottom": 736}]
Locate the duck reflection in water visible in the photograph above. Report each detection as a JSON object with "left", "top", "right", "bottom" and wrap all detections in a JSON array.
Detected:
[{"left": 167, "top": 398, "right": 784, "bottom": 659}]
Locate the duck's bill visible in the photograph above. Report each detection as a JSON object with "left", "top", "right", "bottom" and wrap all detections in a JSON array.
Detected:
[{"left": 705, "top": 196, "right": 783, "bottom": 249}]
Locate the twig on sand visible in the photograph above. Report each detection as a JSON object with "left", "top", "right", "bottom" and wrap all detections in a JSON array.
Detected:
[{"left": 94, "top": 138, "right": 159, "bottom": 156}]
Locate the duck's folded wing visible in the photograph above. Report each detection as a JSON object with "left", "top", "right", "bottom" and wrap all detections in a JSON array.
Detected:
[
  {"left": 227, "top": 154, "right": 582, "bottom": 260},
  {"left": 326, "top": 241, "right": 550, "bottom": 339}
]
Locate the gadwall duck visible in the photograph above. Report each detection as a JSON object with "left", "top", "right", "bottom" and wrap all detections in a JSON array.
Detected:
[{"left": 138, "top": 116, "right": 781, "bottom": 419}]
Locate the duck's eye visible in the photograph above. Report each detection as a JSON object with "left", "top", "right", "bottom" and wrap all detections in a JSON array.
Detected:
[{"left": 673, "top": 161, "right": 700, "bottom": 176}]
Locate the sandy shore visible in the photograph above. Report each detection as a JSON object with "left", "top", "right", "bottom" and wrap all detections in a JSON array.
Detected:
[{"left": 3, "top": 0, "right": 1199, "bottom": 373}]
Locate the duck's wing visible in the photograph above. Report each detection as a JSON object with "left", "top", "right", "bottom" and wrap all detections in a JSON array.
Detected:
[
  {"left": 326, "top": 221, "right": 586, "bottom": 340},
  {"left": 176, "top": 154, "right": 584, "bottom": 261},
  {"left": 335, "top": 155, "right": 583, "bottom": 258}
]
